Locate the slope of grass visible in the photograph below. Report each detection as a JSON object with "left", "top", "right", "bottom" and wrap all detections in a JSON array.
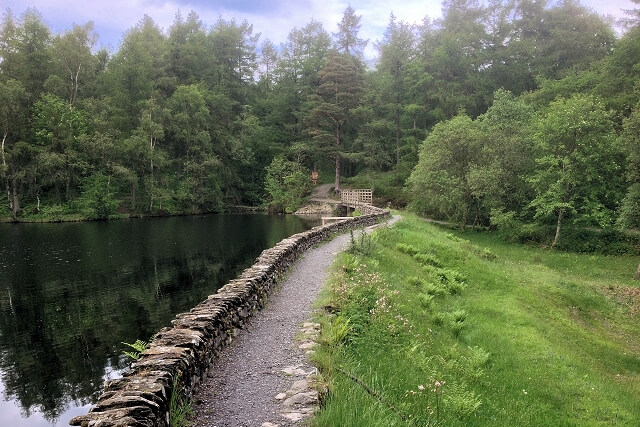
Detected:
[{"left": 311, "top": 213, "right": 640, "bottom": 426}]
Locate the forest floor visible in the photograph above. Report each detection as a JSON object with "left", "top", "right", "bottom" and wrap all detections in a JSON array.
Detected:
[{"left": 190, "top": 213, "right": 400, "bottom": 426}]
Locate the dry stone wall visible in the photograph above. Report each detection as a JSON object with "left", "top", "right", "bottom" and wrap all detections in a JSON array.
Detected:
[{"left": 70, "top": 207, "right": 389, "bottom": 427}]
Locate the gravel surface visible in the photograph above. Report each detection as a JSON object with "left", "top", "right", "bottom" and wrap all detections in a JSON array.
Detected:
[
  {"left": 190, "top": 230, "right": 352, "bottom": 427},
  {"left": 191, "top": 216, "right": 400, "bottom": 427}
]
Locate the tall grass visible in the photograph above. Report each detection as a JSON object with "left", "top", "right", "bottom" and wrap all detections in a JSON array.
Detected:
[{"left": 311, "top": 213, "right": 640, "bottom": 426}]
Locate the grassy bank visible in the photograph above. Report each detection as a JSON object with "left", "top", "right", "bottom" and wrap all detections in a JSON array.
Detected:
[{"left": 311, "top": 213, "right": 640, "bottom": 426}]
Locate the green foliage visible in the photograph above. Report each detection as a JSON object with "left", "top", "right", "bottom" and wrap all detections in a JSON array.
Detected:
[
  {"left": 618, "top": 104, "right": 640, "bottom": 229},
  {"left": 407, "top": 113, "right": 482, "bottom": 227},
  {"left": 305, "top": 49, "right": 364, "bottom": 189},
  {"left": 2, "top": 2, "right": 637, "bottom": 227},
  {"left": 76, "top": 173, "right": 121, "bottom": 219},
  {"left": 618, "top": 184, "right": 640, "bottom": 229},
  {"left": 169, "top": 374, "right": 193, "bottom": 427},
  {"left": 471, "top": 90, "right": 535, "bottom": 216},
  {"left": 442, "top": 383, "right": 482, "bottom": 417},
  {"left": 121, "top": 339, "right": 148, "bottom": 361},
  {"left": 413, "top": 252, "right": 441, "bottom": 267},
  {"left": 36, "top": 203, "right": 73, "bottom": 222},
  {"left": 264, "top": 157, "right": 312, "bottom": 213},
  {"left": 321, "top": 315, "right": 352, "bottom": 347},
  {"left": 423, "top": 281, "right": 447, "bottom": 297},
  {"left": 395, "top": 242, "right": 419, "bottom": 256},
  {"left": 451, "top": 309, "right": 467, "bottom": 323},
  {"left": 33, "top": 93, "right": 88, "bottom": 147},
  {"left": 554, "top": 227, "right": 640, "bottom": 256},
  {"left": 342, "top": 170, "right": 410, "bottom": 208},
  {"left": 313, "top": 213, "right": 640, "bottom": 426},
  {"left": 530, "top": 95, "right": 622, "bottom": 246},
  {"left": 479, "top": 248, "right": 497, "bottom": 261},
  {"left": 347, "top": 229, "right": 373, "bottom": 256}
]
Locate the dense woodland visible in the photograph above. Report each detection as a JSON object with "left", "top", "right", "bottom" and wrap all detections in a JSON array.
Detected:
[{"left": 1, "top": 0, "right": 640, "bottom": 248}]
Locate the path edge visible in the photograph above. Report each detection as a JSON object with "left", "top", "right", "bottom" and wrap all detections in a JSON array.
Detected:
[{"left": 70, "top": 206, "right": 389, "bottom": 427}]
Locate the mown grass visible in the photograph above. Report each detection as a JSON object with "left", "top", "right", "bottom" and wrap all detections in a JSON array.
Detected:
[{"left": 311, "top": 213, "right": 640, "bottom": 426}]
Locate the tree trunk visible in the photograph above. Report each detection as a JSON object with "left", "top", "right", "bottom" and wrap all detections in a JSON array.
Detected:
[
  {"left": 1, "top": 130, "right": 6, "bottom": 168},
  {"left": 335, "top": 124, "right": 341, "bottom": 191},
  {"left": 634, "top": 262, "right": 640, "bottom": 281},
  {"left": 551, "top": 208, "right": 564, "bottom": 249},
  {"left": 395, "top": 110, "right": 401, "bottom": 165},
  {"left": 2, "top": 131, "right": 8, "bottom": 214},
  {"left": 335, "top": 154, "right": 341, "bottom": 192},
  {"left": 369, "top": 170, "right": 375, "bottom": 193},
  {"left": 6, "top": 182, "right": 11, "bottom": 214},
  {"left": 11, "top": 178, "right": 19, "bottom": 222},
  {"left": 150, "top": 137, "right": 155, "bottom": 212},
  {"left": 460, "top": 207, "right": 468, "bottom": 231},
  {"left": 131, "top": 183, "right": 136, "bottom": 210}
]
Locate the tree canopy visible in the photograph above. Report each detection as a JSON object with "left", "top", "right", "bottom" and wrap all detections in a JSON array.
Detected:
[{"left": 0, "top": 1, "right": 638, "bottom": 239}]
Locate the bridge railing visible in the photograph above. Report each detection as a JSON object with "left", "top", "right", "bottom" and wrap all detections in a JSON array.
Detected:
[{"left": 341, "top": 189, "right": 372, "bottom": 207}]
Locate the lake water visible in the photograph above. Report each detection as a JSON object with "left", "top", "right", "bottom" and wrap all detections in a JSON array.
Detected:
[{"left": 0, "top": 214, "right": 319, "bottom": 426}]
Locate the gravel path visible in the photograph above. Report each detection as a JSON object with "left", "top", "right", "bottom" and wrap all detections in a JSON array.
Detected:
[
  {"left": 190, "top": 230, "right": 351, "bottom": 427},
  {"left": 309, "top": 183, "right": 340, "bottom": 205},
  {"left": 191, "top": 217, "right": 398, "bottom": 427}
]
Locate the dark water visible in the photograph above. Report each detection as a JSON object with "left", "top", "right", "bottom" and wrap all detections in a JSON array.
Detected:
[{"left": 0, "top": 214, "right": 319, "bottom": 426}]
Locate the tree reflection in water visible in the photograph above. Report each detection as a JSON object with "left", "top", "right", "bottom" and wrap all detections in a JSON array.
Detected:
[{"left": 0, "top": 214, "right": 318, "bottom": 425}]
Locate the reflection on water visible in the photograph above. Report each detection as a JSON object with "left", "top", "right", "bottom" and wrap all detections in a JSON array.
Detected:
[{"left": 0, "top": 214, "right": 319, "bottom": 426}]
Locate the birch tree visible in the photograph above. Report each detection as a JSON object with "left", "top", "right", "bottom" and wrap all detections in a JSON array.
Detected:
[{"left": 49, "top": 22, "right": 98, "bottom": 105}]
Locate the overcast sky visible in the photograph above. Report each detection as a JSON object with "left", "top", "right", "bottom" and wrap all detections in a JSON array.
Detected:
[{"left": 2, "top": 0, "right": 636, "bottom": 59}]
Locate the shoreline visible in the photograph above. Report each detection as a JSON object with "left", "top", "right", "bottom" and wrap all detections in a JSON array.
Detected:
[{"left": 0, "top": 205, "right": 270, "bottom": 224}]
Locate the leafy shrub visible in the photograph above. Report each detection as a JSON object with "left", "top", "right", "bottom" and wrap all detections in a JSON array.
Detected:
[
  {"left": 407, "top": 276, "right": 424, "bottom": 287},
  {"left": 264, "top": 157, "right": 312, "bottom": 213},
  {"left": 617, "top": 183, "right": 640, "bottom": 229},
  {"left": 396, "top": 242, "right": 420, "bottom": 255},
  {"left": 480, "top": 248, "right": 497, "bottom": 260},
  {"left": 466, "top": 346, "right": 490, "bottom": 371},
  {"left": 122, "top": 339, "right": 148, "bottom": 360},
  {"left": 419, "top": 293, "right": 435, "bottom": 309},
  {"left": 76, "top": 172, "right": 121, "bottom": 219},
  {"left": 347, "top": 229, "right": 373, "bottom": 255},
  {"left": 556, "top": 227, "right": 640, "bottom": 255},
  {"left": 423, "top": 265, "right": 467, "bottom": 295},
  {"left": 38, "top": 203, "right": 72, "bottom": 221},
  {"left": 423, "top": 282, "right": 447, "bottom": 296},
  {"left": 451, "top": 320, "right": 465, "bottom": 337},
  {"left": 443, "top": 383, "right": 482, "bottom": 417},
  {"left": 447, "top": 280, "right": 467, "bottom": 295},
  {"left": 169, "top": 374, "right": 193, "bottom": 427},
  {"left": 413, "top": 252, "right": 442, "bottom": 267},
  {"left": 322, "top": 315, "right": 352, "bottom": 347},
  {"left": 432, "top": 311, "right": 447, "bottom": 326},
  {"left": 490, "top": 210, "right": 551, "bottom": 244},
  {"left": 451, "top": 309, "right": 468, "bottom": 323},
  {"left": 341, "top": 253, "right": 360, "bottom": 273}
]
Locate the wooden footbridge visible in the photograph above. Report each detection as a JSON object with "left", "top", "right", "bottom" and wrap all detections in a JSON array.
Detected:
[
  {"left": 321, "top": 189, "right": 374, "bottom": 225},
  {"left": 340, "top": 189, "right": 373, "bottom": 208}
]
